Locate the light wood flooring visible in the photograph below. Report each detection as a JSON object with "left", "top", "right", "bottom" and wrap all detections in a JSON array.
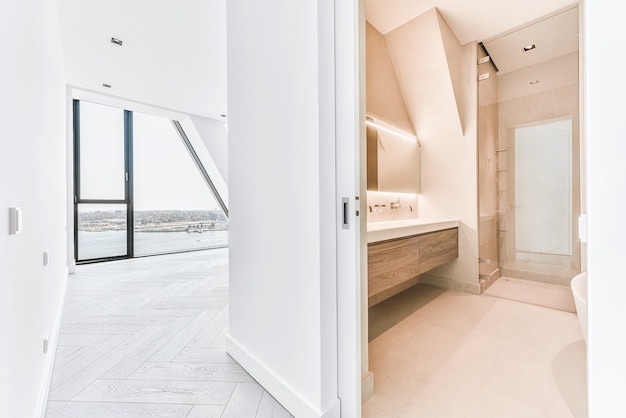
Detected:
[{"left": 45, "top": 249, "right": 292, "bottom": 418}]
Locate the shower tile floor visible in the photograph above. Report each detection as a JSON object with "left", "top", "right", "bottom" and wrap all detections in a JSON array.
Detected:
[
  {"left": 365, "top": 283, "right": 587, "bottom": 417},
  {"left": 484, "top": 276, "right": 576, "bottom": 313}
]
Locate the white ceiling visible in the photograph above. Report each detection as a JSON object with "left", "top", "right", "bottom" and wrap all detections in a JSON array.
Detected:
[
  {"left": 57, "top": 0, "right": 227, "bottom": 120},
  {"left": 366, "top": 0, "right": 579, "bottom": 74},
  {"left": 56, "top": 0, "right": 580, "bottom": 120}
]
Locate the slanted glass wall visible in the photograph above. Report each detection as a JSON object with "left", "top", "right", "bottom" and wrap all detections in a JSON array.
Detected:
[
  {"left": 133, "top": 112, "right": 228, "bottom": 256},
  {"left": 74, "top": 100, "right": 227, "bottom": 264}
]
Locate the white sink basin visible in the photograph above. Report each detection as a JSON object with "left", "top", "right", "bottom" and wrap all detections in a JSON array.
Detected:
[{"left": 367, "top": 218, "right": 459, "bottom": 243}]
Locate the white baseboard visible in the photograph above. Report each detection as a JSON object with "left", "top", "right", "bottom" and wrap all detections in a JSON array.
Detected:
[
  {"left": 36, "top": 272, "right": 68, "bottom": 418},
  {"left": 227, "top": 334, "right": 341, "bottom": 418}
]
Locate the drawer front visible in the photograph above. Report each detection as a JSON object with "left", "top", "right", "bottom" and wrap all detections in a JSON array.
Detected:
[
  {"left": 368, "top": 235, "right": 420, "bottom": 299},
  {"left": 367, "top": 227, "right": 458, "bottom": 306},
  {"left": 418, "top": 228, "right": 458, "bottom": 274}
]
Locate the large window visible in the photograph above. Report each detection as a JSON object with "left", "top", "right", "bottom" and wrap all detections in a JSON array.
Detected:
[
  {"left": 74, "top": 100, "right": 227, "bottom": 263},
  {"left": 132, "top": 112, "right": 228, "bottom": 256}
]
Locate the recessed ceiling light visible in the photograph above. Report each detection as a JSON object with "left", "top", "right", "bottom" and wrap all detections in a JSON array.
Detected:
[{"left": 523, "top": 44, "right": 536, "bottom": 52}]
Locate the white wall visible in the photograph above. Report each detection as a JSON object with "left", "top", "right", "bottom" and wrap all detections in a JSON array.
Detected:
[
  {"left": 226, "top": 0, "right": 341, "bottom": 416},
  {"left": 0, "top": 1, "right": 68, "bottom": 416},
  {"left": 189, "top": 115, "right": 229, "bottom": 184},
  {"left": 584, "top": 0, "right": 626, "bottom": 415}
]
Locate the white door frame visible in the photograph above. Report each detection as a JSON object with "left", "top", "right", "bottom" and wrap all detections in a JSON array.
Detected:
[{"left": 334, "top": 0, "right": 365, "bottom": 416}]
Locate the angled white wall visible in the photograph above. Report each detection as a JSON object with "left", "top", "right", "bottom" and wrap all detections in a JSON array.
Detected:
[
  {"left": 189, "top": 115, "right": 229, "bottom": 185},
  {"left": 0, "top": 1, "right": 68, "bottom": 416},
  {"left": 366, "top": 22, "right": 413, "bottom": 133},
  {"left": 384, "top": 8, "right": 465, "bottom": 144}
]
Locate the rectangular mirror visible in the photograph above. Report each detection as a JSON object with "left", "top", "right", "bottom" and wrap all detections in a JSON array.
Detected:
[{"left": 367, "top": 117, "right": 421, "bottom": 193}]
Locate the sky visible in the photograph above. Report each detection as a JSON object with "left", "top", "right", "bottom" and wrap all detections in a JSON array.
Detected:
[{"left": 79, "top": 101, "right": 219, "bottom": 211}]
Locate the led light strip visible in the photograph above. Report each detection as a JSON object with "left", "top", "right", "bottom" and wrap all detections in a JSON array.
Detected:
[{"left": 366, "top": 117, "right": 418, "bottom": 143}]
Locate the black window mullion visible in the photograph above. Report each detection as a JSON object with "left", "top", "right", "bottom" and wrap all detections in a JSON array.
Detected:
[
  {"left": 125, "top": 110, "right": 134, "bottom": 259},
  {"left": 77, "top": 199, "right": 127, "bottom": 204},
  {"left": 73, "top": 99, "right": 80, "bottom": 262}
]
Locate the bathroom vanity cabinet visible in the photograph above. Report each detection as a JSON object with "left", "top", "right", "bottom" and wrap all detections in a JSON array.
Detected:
[{"left": 368, "top": 227, "right": 458, "bottom": 306}]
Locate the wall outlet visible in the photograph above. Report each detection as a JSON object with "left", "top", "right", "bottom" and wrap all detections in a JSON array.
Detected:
[{"left": 478, "top": 73, "right": 490, "bottom": 81}]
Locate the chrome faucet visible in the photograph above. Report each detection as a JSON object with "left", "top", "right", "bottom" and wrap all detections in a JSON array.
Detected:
[{"left": 390, "top": 199, "right": 402, "bottom": 209}]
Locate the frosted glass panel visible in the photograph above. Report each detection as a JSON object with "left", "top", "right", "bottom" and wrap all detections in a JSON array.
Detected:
[
  {"left": 79, "top": 101, "right": 125, "bottom": 200},
  {"left": 515, "top": 119, "right": 572, "bottom": 256}
]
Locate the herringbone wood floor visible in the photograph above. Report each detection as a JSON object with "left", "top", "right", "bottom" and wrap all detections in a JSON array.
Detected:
[{"left": 45, "top": 248, "right": 292, "bottom": 417}]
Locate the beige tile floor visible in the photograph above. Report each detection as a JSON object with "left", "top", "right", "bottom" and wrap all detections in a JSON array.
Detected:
[
  {"left": 484, "top": 276, "right": 576, "bottom": 313},
  {"left": 364, "top": 285, "right": 587, "bottom": 418}
]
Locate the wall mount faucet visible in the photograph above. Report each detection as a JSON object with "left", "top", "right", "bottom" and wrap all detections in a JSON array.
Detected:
[
  {"left": 369, "top": 204, "right": 386, "bottom": 212},
  {"left": 390, "top": 198, "right": 402, "bottom": 209}
]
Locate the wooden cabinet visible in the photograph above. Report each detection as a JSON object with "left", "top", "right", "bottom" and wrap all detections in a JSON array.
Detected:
[{"left": 368, "top": 227, "right": 458, "bottom": 307}]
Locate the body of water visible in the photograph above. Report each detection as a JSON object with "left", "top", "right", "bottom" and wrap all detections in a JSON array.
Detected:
[{"left": 78, "top": 230, "right": 228, "bottom": 260}]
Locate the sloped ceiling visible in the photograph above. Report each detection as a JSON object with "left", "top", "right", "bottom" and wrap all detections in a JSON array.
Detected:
[
  {"left": 367, "top": 0, "right": 579, "bottom": 74},
  {"left": 482, "top": 6, "right": 579, "bottom": 74},
  {"left": 384, "top": 8, "right": 466, "bottom": 143},
  {"left": 366, "top": 0, "right": 577, "bottom": 43},
  {"left": 57, "top": 0, "right": 227, "bottom": 120}
]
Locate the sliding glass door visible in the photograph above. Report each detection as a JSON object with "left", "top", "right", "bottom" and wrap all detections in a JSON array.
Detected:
[{"left": 74, "top": 100, "right": 131, "bottom": 262}]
